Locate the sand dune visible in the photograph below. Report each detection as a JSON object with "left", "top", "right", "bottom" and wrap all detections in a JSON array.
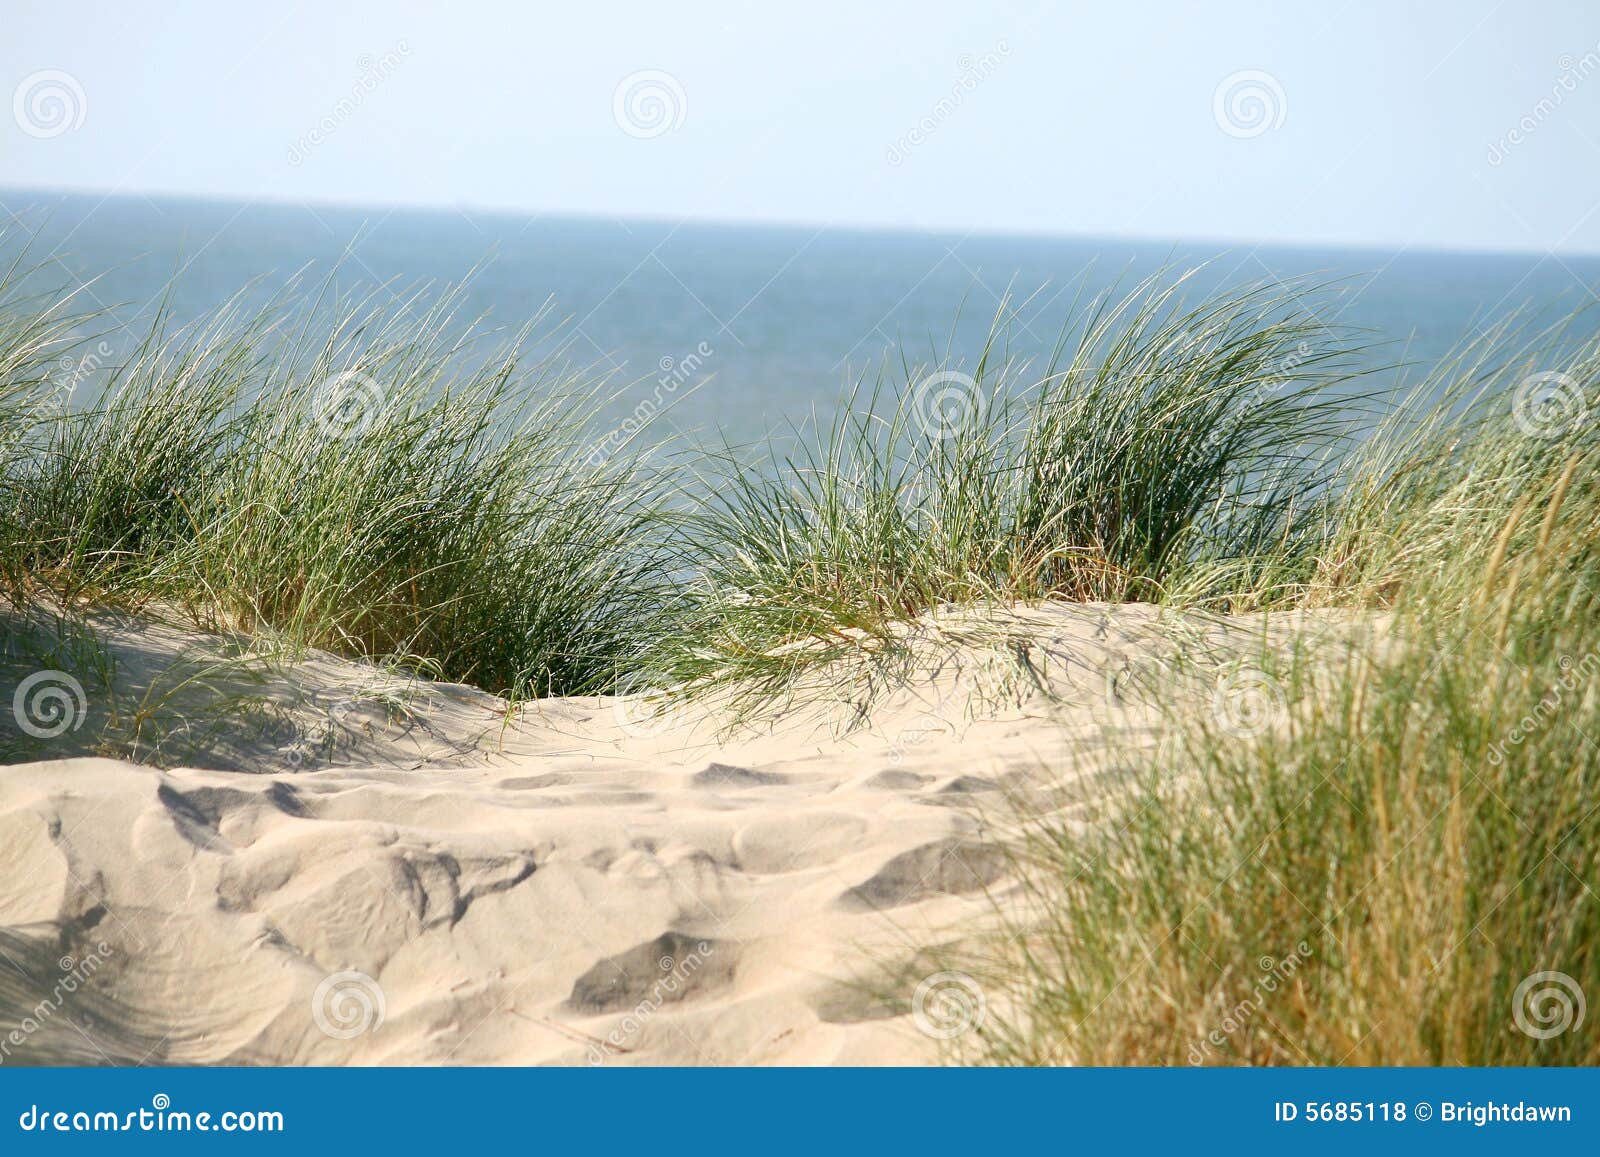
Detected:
[{"left": 0, "top": 602, "right": 1342, "bottom": 1065}]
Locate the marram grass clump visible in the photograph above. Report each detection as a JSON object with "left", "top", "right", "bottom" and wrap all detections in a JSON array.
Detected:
[
  {"left": 970, "top": 328, "right": 1600, "bottom": 1066},
  {"left": 1, "top": 275, "right": 672, "bottom": 700},
  {"left": 655, "top": 273, "right": 1369, "bottom": 704}
]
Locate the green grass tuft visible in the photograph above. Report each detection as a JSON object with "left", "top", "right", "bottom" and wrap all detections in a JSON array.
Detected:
[
  {"left": 655, "top": 273, "right": 1370, "bottom": 703},
  {"left": 2, "top": 274, "right": 672, "bottom": 698},
  {"left": 973, "top": 326, "right": 1600, "bottom": 1065}
]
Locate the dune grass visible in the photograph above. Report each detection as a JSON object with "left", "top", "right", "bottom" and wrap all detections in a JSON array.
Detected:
[
  {"left": 971, "top": 328, "right": 1600, "bottom": 1065},
  {"left": 4, "top": 251, "right": 1599, "bottom": 1066},
  {"left": 655, "top": 273, "right": 1370, "bottom": 704},
  {"left": 1, "top": 274, "right": 671, "bottom": 700},
  {"left": 0, "top": 250, "right": 110, "bottom": 597},
  {"left": 6, "top": 264, "right": 1381, "bottom": 715}
]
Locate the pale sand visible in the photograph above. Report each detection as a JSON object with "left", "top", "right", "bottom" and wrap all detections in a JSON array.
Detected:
[{"left": 0, "top": 602, "right": 1349, "bottom": 1065}]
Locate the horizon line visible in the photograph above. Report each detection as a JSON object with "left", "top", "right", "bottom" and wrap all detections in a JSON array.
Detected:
[{"left": 3, "top": 182, "right": 1598, "bottom": 264}]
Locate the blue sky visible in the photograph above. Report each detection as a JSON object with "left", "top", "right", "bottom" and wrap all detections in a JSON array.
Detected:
[{"left": 4, "top": 0, "right": 1600, "bottom": 252}]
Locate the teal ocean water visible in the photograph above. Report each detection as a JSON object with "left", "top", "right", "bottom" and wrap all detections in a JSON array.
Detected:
[{"left": 5, "top": 189, "right": 1598, "bottom": 443}]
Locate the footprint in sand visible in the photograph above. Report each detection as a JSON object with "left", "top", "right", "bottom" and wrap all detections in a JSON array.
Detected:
[
  {"left": 565, "top": 931, "right": 735, "bottom": 1015},
  {"left": 837, "top": 837, "right": 1009, "bottom": 911},
  {"left": 691, "top": 762, "right": 789, "bottom": 789}
]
